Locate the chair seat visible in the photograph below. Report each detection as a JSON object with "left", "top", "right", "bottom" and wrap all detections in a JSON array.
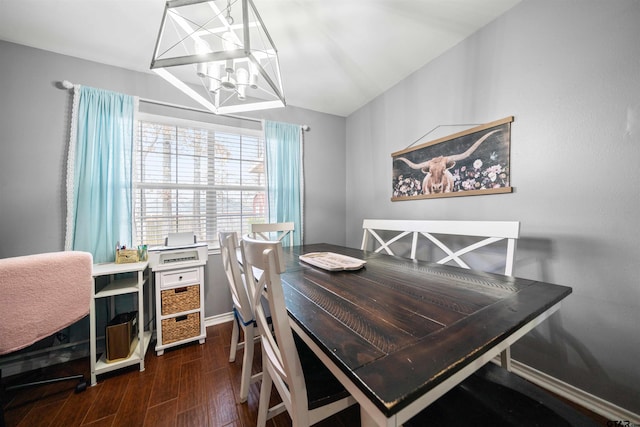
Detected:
[
  {"left": 293, "top": 333, "right": 351, "bottom": 410},
  {"left": 405, "top": 363, "right": 599, "bottom": 427},
  {"left": 233, "top": 294, "right": 272, "bottom": 327}
]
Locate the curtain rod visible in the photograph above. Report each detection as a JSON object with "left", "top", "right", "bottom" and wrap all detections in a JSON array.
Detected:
[{"left": 60, "top": 80, "right": 262, "bottom": 124}]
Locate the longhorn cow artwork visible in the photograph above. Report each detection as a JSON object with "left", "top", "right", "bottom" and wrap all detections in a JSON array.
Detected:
[{"left": 391, "top": 117, "right": 513, "bottom": 200}]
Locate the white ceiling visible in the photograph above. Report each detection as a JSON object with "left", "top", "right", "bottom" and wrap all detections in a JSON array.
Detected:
[{"left": 0, "top": 0, "right": 521, "bottom": 117}]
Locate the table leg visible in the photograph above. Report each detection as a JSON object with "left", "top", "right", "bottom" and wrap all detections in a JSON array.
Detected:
[
  {"left": 361, "top": 407, "right": 377, "bottom": 427},
  {"left": 361, "top": 406, "right": 396, "bottom": 427},
  {"left": 500, "top": 347, "right": 512, "bottom": 371}
]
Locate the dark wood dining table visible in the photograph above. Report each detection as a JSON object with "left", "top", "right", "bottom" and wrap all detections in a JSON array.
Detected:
[{"left": 278, "top": 243, "right": 572, "bottom": 427}]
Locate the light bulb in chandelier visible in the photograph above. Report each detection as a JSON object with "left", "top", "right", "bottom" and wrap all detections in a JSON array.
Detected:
[
  {"left": 194, "top": 39, "right": 210, "bottom": 77},
  {"left": 236, "top": 67, "right": 249, "bottom": 100},
  {"left": 207, "top": 64, "right": 221, "bottom": 93},
  {"left": 224, "top": 60, "right": 234, "bottom": 74},
  {"left": 248, "top": 61, "right": 259, "bottom": 89},
  {"left": 197, "top": 63, "right": 207, "bottom": 78},
  {"left": 222, "top": 31, "right": 237, "bottom": 73}
]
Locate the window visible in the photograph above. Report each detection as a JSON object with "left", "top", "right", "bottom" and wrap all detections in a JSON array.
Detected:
[{"left": 134, "top": 114, "right": 266, "bottom": 248}]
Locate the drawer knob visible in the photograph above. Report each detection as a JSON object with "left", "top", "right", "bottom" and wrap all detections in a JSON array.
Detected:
[{"left": 179, "top": 276, "right": 183, "bottom": 280}]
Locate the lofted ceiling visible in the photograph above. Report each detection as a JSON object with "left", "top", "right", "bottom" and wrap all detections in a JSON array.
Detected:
[{"left": 0, "top": 0, "right": 521, "bottom": 117}]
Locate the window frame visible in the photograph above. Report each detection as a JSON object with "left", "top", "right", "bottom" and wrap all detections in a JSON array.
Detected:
[{"left": 133, "top": 112, "right": 267, "bottom": 250}]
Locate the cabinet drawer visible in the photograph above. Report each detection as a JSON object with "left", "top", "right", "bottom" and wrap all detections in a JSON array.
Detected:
[
  {"left": 159, "top": 268, "right": 200, "bottom": 288},
  {"left": 161, "top": 284, "right": 200, "bottom": 315},
  {"left": 161, "top": 313, "right": 201, "bottom": 345}
]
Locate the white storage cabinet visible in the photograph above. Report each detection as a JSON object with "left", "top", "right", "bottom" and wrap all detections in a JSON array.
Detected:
[{"left": 153, "top": 264, "right": 206, "bottom": 355}]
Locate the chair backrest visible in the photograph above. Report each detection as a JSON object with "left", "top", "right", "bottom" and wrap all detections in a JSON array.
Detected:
[
  {"left": 219, "top": 231, "right": 254, "bottom": 325},
  {"left": 361, "top": 219, "right": 520, "bottom": 276},
  {"left": 241, "top": 234, "right": 309, "bottom": 421},
  {"left": 251, "top": 222, "right": 295, "bottom": 247}
]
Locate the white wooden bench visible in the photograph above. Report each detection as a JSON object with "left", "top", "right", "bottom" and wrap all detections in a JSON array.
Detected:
[{"left": 361, "top": 219, "right": 520, "bottom": 276}]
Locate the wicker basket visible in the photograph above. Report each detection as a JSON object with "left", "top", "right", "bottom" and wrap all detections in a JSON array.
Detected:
[
  {"left": 161, "top": 313, "right": 200, "bottom": 344},
  {"left": 161, "top": 285, "right": 200, "bottom": 315},
  {"left": 116, "top": 249, "right": 139, "bottom": 264}
]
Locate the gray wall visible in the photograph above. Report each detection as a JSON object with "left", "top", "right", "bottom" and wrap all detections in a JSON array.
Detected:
[
  {"left": 346, "top": 0, "right": 639, "bottom": 413},
  {"left": 0, "top": 39, "right": 346, "bottom": 326},
  {"left": 2, "top": 0, "right": 639, "bottom": 415}
]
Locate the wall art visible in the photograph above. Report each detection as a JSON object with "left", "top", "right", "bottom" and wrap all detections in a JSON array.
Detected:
[{"left": 392, "top": 116, "right": 513, "bottom": 201}]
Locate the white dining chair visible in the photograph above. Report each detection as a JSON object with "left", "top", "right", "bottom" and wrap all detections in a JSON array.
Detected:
[
  {"left": 218, "top": 231, "right": 261, "bottom": 403},
  {"left": 250, "top": 222, "right": 295, "bottom": 247},
  {"left": 241, "top": 235, "right": 356, "bottom": 427}
]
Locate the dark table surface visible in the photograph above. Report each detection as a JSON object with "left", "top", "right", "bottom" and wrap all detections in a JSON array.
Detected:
[{"left": 278, "top": 243, "right": 572, "bottom": 418}]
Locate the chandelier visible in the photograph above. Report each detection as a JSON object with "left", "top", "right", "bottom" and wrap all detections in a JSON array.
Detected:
[{"left": 150, "top": 0, "right": 285, "bottom": 114}]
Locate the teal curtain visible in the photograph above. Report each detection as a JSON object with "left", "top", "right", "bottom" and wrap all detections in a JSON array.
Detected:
[
  {"left": 65, "top": 86, "right": 136, "bottom": 263},
  {"left": 264, "top": 120, "right": 303, "bottom": 246}
]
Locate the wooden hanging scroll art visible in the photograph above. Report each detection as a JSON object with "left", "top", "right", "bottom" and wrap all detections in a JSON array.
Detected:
[{"left": 391, "top": 116, "right": 513, "bottom": 201}]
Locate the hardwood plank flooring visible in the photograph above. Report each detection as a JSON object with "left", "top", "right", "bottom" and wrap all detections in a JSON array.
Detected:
[
  {"left": 2, "top": 322, "right": 607, "bottom": 427},
  {"left": 1, "top": 323, "right": 357, "bottom": 427}
]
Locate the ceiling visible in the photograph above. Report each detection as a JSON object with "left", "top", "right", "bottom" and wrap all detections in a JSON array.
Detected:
[{"left": 0, "top": 0, "right": 521, "bottom": 117}]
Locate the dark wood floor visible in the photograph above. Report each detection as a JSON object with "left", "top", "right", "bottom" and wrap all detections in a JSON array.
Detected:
[
  {"left": 1, "top": 322, "right": 358, "bottom": 427},
  {"left": 2, "top": 321, "right": 607, "bottom": 427}
]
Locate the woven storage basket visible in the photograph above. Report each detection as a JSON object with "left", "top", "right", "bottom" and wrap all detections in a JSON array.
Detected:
[
  {"left": 161, "top": 285, "right": 200, "bottom": 315},
  {"left": 162, "top": 313, "right": 200, "bottom": 344},
  {"left": 116, "top": 249, "right": 139, "bottom": 264}
]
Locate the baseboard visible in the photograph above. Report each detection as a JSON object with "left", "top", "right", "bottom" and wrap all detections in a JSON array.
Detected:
[
  {"left": 506, "top": 359, "right": 640, "bottom": 424},
  {"left": 204, "top": 311, "right": 234, "bottom": 327}
]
